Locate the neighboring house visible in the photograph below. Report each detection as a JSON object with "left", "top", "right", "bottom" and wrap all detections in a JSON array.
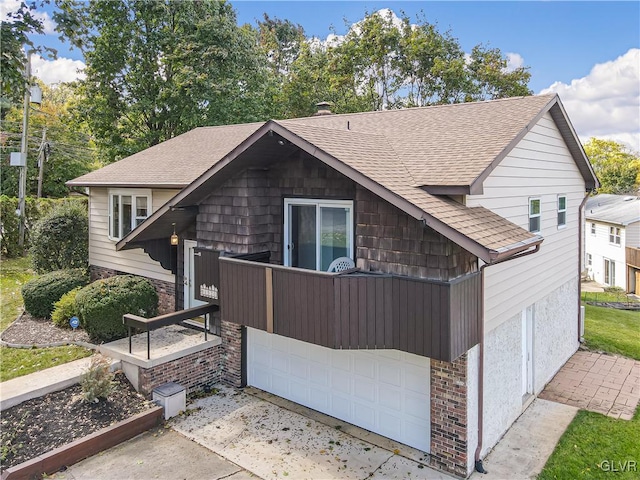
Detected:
[
  {"left": 68, "top": 94, "right": 597, "bottom": 478},
  {"left": 584, "top": 194, "right": 640, "bottom": 293}
]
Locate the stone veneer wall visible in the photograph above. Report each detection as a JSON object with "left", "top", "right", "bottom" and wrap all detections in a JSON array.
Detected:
[
  {"left": 90, "top": 265, "right": 175, "bottom": 314},
  {"left": 356, "top": 188, "right": 476, "bottom": 281},
  {"left": 137, "top": 345, "right": 221, "bottom": 396},
  {"left": 430, "top": 354, "right": 469, "bottom": 477}
]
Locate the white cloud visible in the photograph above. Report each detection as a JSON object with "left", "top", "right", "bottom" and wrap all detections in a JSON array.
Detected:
[
  {"left": 540, "top": 48, "right": 640, "bottom": 152},
  {"left": 32, "top": 55, "right": 86, "bottom": 85},
  {"left": 505, "top": 52, "right": 524, "bottom": 72},
  {"left": 1, "top": 0, "right": 56, "bottom": 34}
]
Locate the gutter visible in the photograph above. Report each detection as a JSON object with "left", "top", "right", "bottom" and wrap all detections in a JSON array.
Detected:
[{"left": 474, "top": 243, "right": 541, "bottom": 474}]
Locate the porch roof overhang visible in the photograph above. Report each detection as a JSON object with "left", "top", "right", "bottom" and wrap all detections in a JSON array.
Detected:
[{"left": 117, "top": 120, "right": 543, "bottom": 264}]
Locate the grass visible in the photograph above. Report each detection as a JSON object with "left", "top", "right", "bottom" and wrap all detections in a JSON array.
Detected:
[
  {"left": 581, "top": 291, "right": 639, "bottom": 305},
  {"left": 539, "top": 302, "right": 640, "bottom": 479},
  {"left": 1, "top": 345, "right": 92, "bottom": 382},
  {"left": 0, "top": 256, "right": 92, "bottom": 383},
  {"left": 539, "top": 406, "right": 640, "bottom": 479},
  {"left": 583, "top": 305, "right": 640, "bottom": 360}
]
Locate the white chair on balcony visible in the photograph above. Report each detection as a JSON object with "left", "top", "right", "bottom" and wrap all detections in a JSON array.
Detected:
[{"left": 327, "top": 257, "right": 355, "bottom": 273}]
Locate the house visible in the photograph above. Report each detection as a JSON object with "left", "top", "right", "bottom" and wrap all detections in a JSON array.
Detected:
[
  {"left": 67, "top": 94, "right": 597, "bottom": 477},
  {"left": 584, "top": 194, "right": 640, "bottom": 293}
]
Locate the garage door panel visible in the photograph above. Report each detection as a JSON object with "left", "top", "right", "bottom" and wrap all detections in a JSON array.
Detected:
[
  {"left": 247, "top": 328, "right": 430, "bottom": 452},
  {"left": 379, "top": 388, "right": 402, "bottom": 410}
]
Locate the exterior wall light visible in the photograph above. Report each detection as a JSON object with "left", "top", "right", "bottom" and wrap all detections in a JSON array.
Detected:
[{"left": 170, "top": 223, "right": 179, "bottom": 246}]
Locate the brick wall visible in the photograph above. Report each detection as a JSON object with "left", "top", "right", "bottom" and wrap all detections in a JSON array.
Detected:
[
  {"left": 430, "top": 354, "right": 469, "bottom": 477},
  {"left": 137, "top": 345, "right": 221, "bottom": 396},
  {"left": 89, "top": 265, "right": 175, "bottom": 315},
  {"left": 221, "top": 320, "right": 243, "bottom": 387},
  {"left": 356, "top": 187, "right": 476, "bottom": 281}
]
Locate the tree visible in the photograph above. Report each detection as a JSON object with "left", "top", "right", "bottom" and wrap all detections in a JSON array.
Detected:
[
  {"left": 584, "top": 138, "right": 640, "bottom": 194},
  {"left": 1, "top": 1, "right": 56, "bottom": 115},
  {"left": 1, "top": 83, "right": 98, "bottom": 198},
  {"left": 54, "top": 0, "right": 271, "bottom": 162}
]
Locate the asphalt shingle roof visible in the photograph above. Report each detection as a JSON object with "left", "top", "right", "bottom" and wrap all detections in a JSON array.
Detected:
[
  {"left": 585, "top": 194, "right": 640, "bottom": 226},
  {"left": 71, "top": 94, "right": 594, "bottom": 262}
]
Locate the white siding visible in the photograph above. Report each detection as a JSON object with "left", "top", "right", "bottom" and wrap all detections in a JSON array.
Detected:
[
  {"left": 626, "top": 221, "right": 640, "bottom": 248},
  {"left": 467, "top": 112, "right": 585, "bottom": 333},
  {"left": 584, "top": 220, "right": 627, "bottom": 289},
  {"left": 88, "top": 187, "right": 179, "bottom": 283}
]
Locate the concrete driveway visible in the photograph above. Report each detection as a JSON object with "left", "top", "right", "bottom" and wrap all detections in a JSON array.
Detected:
[{"left": 55, "top": 385, "right": 453, "bottom": 480}]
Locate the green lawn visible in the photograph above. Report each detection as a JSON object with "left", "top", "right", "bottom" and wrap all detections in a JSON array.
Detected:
[
  {"left": 0, "top": 256, "right": 92, "bottom": 383},
  {"left": 539, "top": 406, "right": 640, "bottom": 480},
  {"left": 581, "top": 291, "right": 639, "bottom": 305},
  {"left": 583, "top": 305, "right": 640, "bottom": 360},
  {"left": 539, "top": 304, "right": 640, "bottom": 479}
]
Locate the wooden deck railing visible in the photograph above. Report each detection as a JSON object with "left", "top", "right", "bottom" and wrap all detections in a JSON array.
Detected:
[
  {"left": 626, "top": 247, "right": 640, "bottom": 269},
  {"left": 218, "top": 257, "right": 481, "bottom": 362}
]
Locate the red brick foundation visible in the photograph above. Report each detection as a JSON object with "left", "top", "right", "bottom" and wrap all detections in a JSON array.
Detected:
[
  {"left": 221, "top": 320, "right": 243, "bottom": 387},
  {"left": 430, "top": 354, "right": 469, "bottom": 477},
  {"left": 89, "top": 265, "right": 175, "bottom": 314},
  {"left": 137, "top": 345, "right": 221, "bottom": 396}
]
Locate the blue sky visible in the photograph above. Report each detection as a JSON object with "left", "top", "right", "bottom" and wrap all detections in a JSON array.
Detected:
[
  {"left": 232, "top": 1, "right": 639, "bottom": 94},
  {"left": 2, "top": 0, "right": 639, "bottom": 150}
]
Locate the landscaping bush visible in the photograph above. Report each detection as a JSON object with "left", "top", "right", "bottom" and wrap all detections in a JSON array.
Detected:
[
  {"left": 81, "top": 356, "right": 114, "bottom": 403},
  {"left": 30, "top": 201, "right": 88, "bottom": 273},
  {"left": 0, "top": 196, "right": 85, "bottom": 258},
  {"left": 22, "top": 269, "right": 90, "bottom": 319},
  {"left": 75, "top": 275, "right": 158, "bottom": 343},
  {"left": 51, "top": 287, "right": 82, "bottom": 328}
]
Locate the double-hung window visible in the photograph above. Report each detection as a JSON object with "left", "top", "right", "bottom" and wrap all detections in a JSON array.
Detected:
[
  {"left": 108, "top": 190, "right": 152, "bottom": 240},
  {"left": 284, "top": 198, "right": 353, "bottom": 271},
  {"left": 528, "top": 197, "right": 541, "bottom": 233},
  {"left": 557, "top": 195, "right": 566, "bottom": 228},
  {"left": 590, "top": 223, "right": 596, "bottom": 235},
  {"left": 609, "top": 226, "right": 621, "bottom": 245}
]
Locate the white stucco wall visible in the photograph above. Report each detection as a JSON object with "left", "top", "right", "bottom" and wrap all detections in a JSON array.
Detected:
[
  {"left": 480, "top": 311, "right": 523, "bottom": 456},
  {"left": 534, "top": 276, "right": 579, "bottom": 392},
  {"left": 480, "top": 276, "right": 579, "bottom": 457}
]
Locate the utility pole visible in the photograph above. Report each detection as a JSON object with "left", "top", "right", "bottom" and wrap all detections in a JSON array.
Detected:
[
  {"left": 37, "top": 127, "right": 47, "bottom": 198},
  {"left": 18, "top": 51, "right": 33, "bottom": 249}
]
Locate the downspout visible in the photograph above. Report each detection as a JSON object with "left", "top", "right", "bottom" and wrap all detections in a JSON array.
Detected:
[
  {"left": 577, "top": 192, "right": 590, "bottom": 343},
  {"left": 474, "top": 244, "right": 541, "bottom": 474}
]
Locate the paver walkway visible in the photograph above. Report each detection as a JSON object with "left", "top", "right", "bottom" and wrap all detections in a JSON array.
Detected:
[{"left": 539, "top": 350, "right": 640, "bottom": 419}]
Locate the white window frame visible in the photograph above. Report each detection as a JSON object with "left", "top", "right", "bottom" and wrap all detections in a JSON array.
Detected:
[
  {"left": 590, "top": 222, "right": 596, "bottom": 235},
  {"left": 557, "top": 195, "right": 567, "bottom": 228},
  {"left": 604, "top": 258, "right": 615, "bottom": 286},
  {"left": 108, "top": 189, "right": 152, "bottom": 240},
  {"left": 283, "top": 198, "right": 353, "bottom": 271},
  {"left": 586, "top": 253, "right": 592, "bottom": 267},
  {"left": 528, "top": 197, "right": 541, "bottom": 233},
  {"left": 609, "top": 226, "right": 621, "bottom": 246}
]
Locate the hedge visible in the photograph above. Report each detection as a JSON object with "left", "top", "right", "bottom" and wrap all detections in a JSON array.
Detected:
[
  {"left": 75, "top": 275, "right": 158, "bottom": 343},
  {"left": 0, "top": 196, "right": 87, "bottom": 258},
  {"left": 22, "top": 269, "right": 90, "bottom": 319}
]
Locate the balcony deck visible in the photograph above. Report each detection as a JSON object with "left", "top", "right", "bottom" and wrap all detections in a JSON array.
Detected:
[{"left": 217, "top": 257, "right": 481, "bottom": 362}]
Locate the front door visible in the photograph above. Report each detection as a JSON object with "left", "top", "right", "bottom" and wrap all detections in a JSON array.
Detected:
[{"left": 183, "top": 240, "right": 207, "bottom": 309}]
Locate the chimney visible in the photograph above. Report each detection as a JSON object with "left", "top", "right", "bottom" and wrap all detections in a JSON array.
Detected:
[{"left": 313, "top": 101, "right": 333, "bottom": 116}]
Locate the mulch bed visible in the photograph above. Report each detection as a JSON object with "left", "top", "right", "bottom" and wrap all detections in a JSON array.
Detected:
[
  {"left": 0, "top": 373, "right": 155, "bottom": 471},
  {"left": 1, "top": 313, "right": 91, "bottom": 346}
]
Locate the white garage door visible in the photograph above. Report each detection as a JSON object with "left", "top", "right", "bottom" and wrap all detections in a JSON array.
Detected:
[{"left": 247, "top": 328, "right": 431, "bottom": 452}]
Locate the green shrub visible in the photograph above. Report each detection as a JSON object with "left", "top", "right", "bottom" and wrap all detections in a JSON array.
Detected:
[
  {"left": 30, "top": 201, "right": 88, "bottom": 273},
  {"left": 76, "top": 275, "right": 158, "bottom": 343},
  {"left": 81, "top": 356, "right": 114, "bottom": 403},
  {"left": 51, "top": 287, "right": 82, "bottom": 328},
  {"left": 22, "top": 269, "right": 90, "bottom": 319},
  {"left": 0, "top": 196, "right": 85, "bottom": 258}
]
